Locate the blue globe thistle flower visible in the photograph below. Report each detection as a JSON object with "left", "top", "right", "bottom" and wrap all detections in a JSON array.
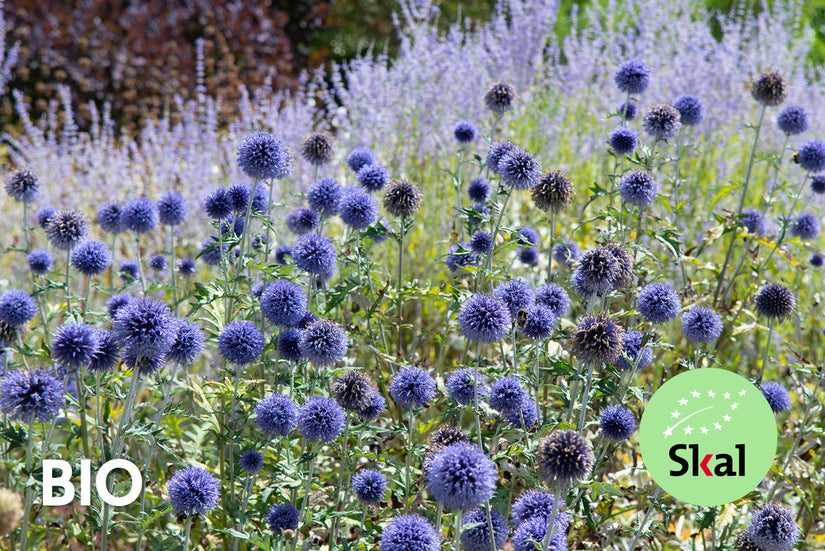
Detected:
[
  {"left": 250, "top": 185, "right": 269, "bottom": 214},
  {"left": 744, "top": 503, "right": 800, "bottom": 551},
  {"left": 0, "top": 290, "right": 38, "bottom": 328},
  {"left": 681, "top": 306, "right": 723, "bottom": 343},
  {"left": 454, "top": 120, "right": 477, "bottom": 144},
  {"left": 167, "top": 466, "right": 220, "bottom": 518},
  {"left": 511, "top": 490, "right": 570, "bottom": 528},
  {"left": 468, "top": 178, "right": 490, "bottom": 203},
  {"left": 532, "top": 170, "right": 574, "bottom": 213},
  {"left": 790, "top": 212, "right": 819, "bottom": 239},
  {"left": 637, "top": 282, "right": 680, "bottom": 324},
  {"left": 740, "top": 209, "right": 766, "bottom": 237},
  {"left": 38, "top": 205, "right": 58, "bottom": 230},
  {"left": 494, "top": 278, "right": 535, "bottom": 317},
  {"left": 357, "top": 164, "right": 390, "bottom": 193},
  {"left": 46, "top": 210, "right": 88, "bottom": 251},
  {"left": 520, "top": 304, "right": 556, "bottom": 340},
  {"left": 218, "top": 320, "right": 263, "bottom": 365},
  {"left": 469, "top": 231, "right": 493, "bottom": 254},
  {"left": 70, "top": 241, "right": 112, "bottom": 276},
  {"left": 147, "top": 254, "right": 167, "bottom": 272},
  {"left": 106, "top": 294, "right": 131, "bottom": 319},
  {"left": 266, "top": 503, "right": 299, "bottom": 536},
  {"left": 384, "top": 179, "right": 423, "bottom": 218},
  {"left": 796, "top": 139, "right": 825, "bottom": 173},
  {"left": 96, "top": 202, "right": 124, "bottom": 234},
  {"left": 490, "top": 376, "right": 526, "bottom": 413},
  {"left": 333, "top": 371, "right": 374, "bottom": 412},
  {"left": 445, "top": 242, "right": 480, "bottom": 272},
  {"left": 307, "top": 178, "right": 342, "bottom": 216},
  {"left": 0, "top": 369, "right": 64, "bottom": 423},
  {"left": 156, "top": 192, "right": 188, "bottom": 226},
  {"left": 175, "top": 258, "right": 195, "bottom": 277},
  {"left": 446, "top": 369, "right": 489, "bottom": 406},
  {"left": 609, "top": 126, "right": 638, "bottom": 155},
  {"left": 810, "top": 253, "right": 825, "bottom": 267},
  {"left": 486, "top": 141, "right": 517, "bottom": 174},
  {"left": 569, "top": 314, "right": 624, "bottom": 366},
  {"left": 518, "top": 247, "right": 539, "bottom": 266},
  {"left": 535, "top": 284, "right": 570, "bottom": 318},
  {"left": 552, "top": 241, "right": 580, "bottom": 267},
  {"left": 295, "top": 312, "right": 318, "bottom": 330},
  {"left": 256, "top": 393, "right": 298, "bottom": 437},
  {"left": 88, "top": 330, "right": 121, "bottom": 373},
  {"left": 572, "top": 247, "right": 618, "bottom": 297},
  {"left": 357, "top": 389, "right": 387, "bottom": 423},
  {"left": 118, "top": 261, "right": 140, "bottom": 283},
  {"left": 618, "top": 101, "right": 637, "bottom": 121},
  {"left": 761, "top": 382, "right": 791, "bottom": 413},
  {"left": 203, "top": 189, "right": 233, "bottom": 220},
  {"left": 167, "top": 319, "right": 204, "bottom": 366},
  {"left": 5, "top": 168, "right": 38, "bottom": 203},
  {"left": 615, "top": 59, "right": 650, "bottom": 94},
  {"left": 274, "top": 244, "right": 292, "bottom": 265},
  {"left": 498, "top": 147, "right": 541, "bottom": 190},
  {"left": 122, "top": 197, "right": 159, "bottom": 234},
  {"left": 517, "top": 226, "right": 539, "bottom": 247},
  {"left": 340, "top": 188, "right": 378, "bottom": 230},
  {"left": 380, "top": 515, "right": 439, "bottom": 551},
  {"left": 122, "top": 342, "right": 166, "bottom": 375},
  {"left": 390, "top": 366, "right": 436, "bottom": 409},
  {"left": 618, "top": 170, "right": 657, "bottom": 207},
  {"left": 754, "top": 283, "right": 795, "bottom": 321},
  {"left": 777, "top": 105, "right": 808, "bottom": 136},
  {"left": 27, "top": 250, "right": 53, "bottom": 275},
  {"left": 52, "top": 323, "right": 98, "bottom": 368},
  {"left": 673, "top": 95, "right": 704, "bottom": 126},
  {"left": 751, "top": 72, "right": 787, "bottom": 106},
  {"left": 617, "top": 330, "right": 653, "bottom": 371},
  {"left": 298, "top": 396, "right": 345, "bottom": 442},
  {"left": 599, "top": 405, "right": 637, "bottom": 441},
  {"left": 536, "top": 430, "right": 594, "bottom": 486},
  {"left": 352, "top": 469, "right": 386, "bottom": 506},
  {"left": 485, "top": 81, "right": 516, "bottom": 114},
  {"left": 503, "top": 396, "right": 539, "bottom": 429},
  {"left": 114, "top": 297, "right": 176, "bottom": 359},
  {"left": 512, "top": 515, "right": 568, "bottom": 551},
  {"left": 292, "top": 233, "right": 337, "bottom": 275},
  {"left": 427, "top": 443, "right": 497, "bottom": 510},
  {"left": 276, "top": 328, "right": 303, "bottom": 363},
  {"left": 458, "top": 294, "right": 512, "bottom": 343},
  {"left": 198, "top": 236, "right": 225, "bottom": 266},
  {"left": 811, "top": 174, "right": 825, "bottom": 195},
  {"left": 643, "top": 104, "right": 681, "bottom": 140},
  {"left": 237, "top": 133, "right": 292, "bottom": 180},
  {"left": 347, "top": 147, "right": 377, "bottom": 173},
  {"left": 286, "top": 208, "right": 320, "bottom": 235},
  {"left": 226, "top": 183, "right": 251, "bottom": 214},
  {"left": 427, "top": 426, "right": 470, "bottom": 458},
  {"left": 299, "top": 319, "right": 348, "bottom": 367},
  {"left": 461, "top": 508, "right": 508, "bottom": 551},
  {"left": 734, "top": 531, "right": 760, "bottom": 551},
  {"left": 260, "top": 280, "right": 308, "bottom": 327},
  {"left": 301, "top": 132, "right": 335, "bottom": 166},
  {"left": 239, "top": 449, "right": 263, "bottom": 474}
]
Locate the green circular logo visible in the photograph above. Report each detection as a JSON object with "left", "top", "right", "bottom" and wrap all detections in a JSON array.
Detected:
[{"left": 639, "top": 368, "right": 777, "bottom": 506}]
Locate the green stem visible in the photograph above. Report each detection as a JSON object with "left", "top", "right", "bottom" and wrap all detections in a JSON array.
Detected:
[
  {"left": 329, "top": 416, "right": 351, "bottom": 548},
  {"left": 291, "top": 441, "right": 320, "bottom": 551},
  {"left": 75, "top": 364, "right": 90, "bottom": 458},
  {"left": 65, "top": 248, "right": 73, "bottom": 316},
  {"left": 539, "top": 483, "right": 566, "bottom": 551},
  {"left": 19, "top": 419, "right": 35, "bottom": 551},
  {"left": 136, "top": 234, "right": 146, "bottom": 295},
  {"left": 182, "top": 516, "right": 193, "bottom": 551},
  {"left": 547, "top": 211, "right": 555, "bottom": 281},
  {"left": 757, "top": 322, "right": 775, "bottom": 384},
  {"left": 577, "top": 363, "right": 595, "bottom": 434},
  {"left": 626, "top": 487, "right": 661, "bottom": 551},
  {"left": 397, "top": 216, "right": 406, "bottom": 359},
  {"left": 405, "top": 407, "right": 415, "bottom": 512}
]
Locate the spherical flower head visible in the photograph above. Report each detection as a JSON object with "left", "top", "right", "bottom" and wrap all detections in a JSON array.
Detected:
[
  {"left": 390, "top": 366, "right": 436, "bottom": 409},
  {"left": 122, "top": 197, "right": 159, "bottom": 234},
  {"left": 461, "top": 508, "right": 508, "bottom": 551},
  {"left": 260, "top": 280, "right": 308, "bottom": 327},
  {"left": 198, "top": 236, "right": 225, "bottom": 266},
  {"left": 356, "top": 388, "right": 386, "bottom": 422},
  {"left": 38, "top": 205, "right": 58, "bottom": 230},
  {"left": 384, "top": 179, "right": 423, "bottom": 218},
  {"left": 333, "top": 371, "right": 374, "bottom": 412},
  {"left": 754, "top": 283, "right": 794, "bottom": 324},
  {"left": 264, "top": 503, "right": 298, "bottom": 536},
  {"left": 535, "top": 284, "right": 570, "bottom": 318},
  {"left": 156, "top": 192, "right": 188, "bottom": 226},
  {"left": 513, "top": 515, "right": 568, "bottom": 551},
  {"left": 503, "top": 396, "right": 539, "bottom": 429},
  {"left": 167, "top": 319, "right": 205, "bottom": 366},
  {"left": 518, "top": 247, "right": 539, "bottom": 266},
  {"left": 356, "top": 163, "right": 390, "bottom": 193},
  {"left": 0, "top": 290, "right": 38, "bottom": 328},
  {"left": 71, "top": 241, "right": 112, "bottom": 276},
  {"left": 796, "top": 139, "right": 825, "bottom": 173},
  {"left": 745, "top": 503, "right": 800, "bottom": 551},
  {"left": 307, "top": 178, "right": 342, "bottom": 216},
  {"left": 347, "top": 147, "right": 377, "bottom": 173},
  {"left": 167, "top": 466, "right": 220, "bottom": 518},
  {"left": 536, "top": 429, "right": 594, "bottom": 486},
  {"left": 572, "top": 247, "right": 618, "bottom": 297},
  {"left": 616, "top": 330, "right": 652, "bottom": 371},
  {"left": 446, "top": 242, "right": 480, "bottom": 273},
  {"left": 46, "top": 209, "right": 89, "bottom": 251},
  {"left": 220, "top": 216, "right": 244, "bottom": 238},
  {"left": 340, "top": 188, "right": 378, "bottom": 230},
  {"left": 740, "top": 208, "right": 766, "bottom": 237},
  {"left": 751, "top": 72, "right": 787, "bottom": 106},
  {"left": 511, "top": 490, "right": 569, "bottom": 528},
  {"left": 810, "top": 174, "right": 825, "bottom": 195},
  {"left": 298, "top": 396, "right": 345, "bottom": 442},
  {"left": 275, "top": 328, "right": 303, "bottom": 362},
  {"left": 790, "top": 212, "right": 819, "bottom": 241},
  {"left": 238, "top": 132, "right": 292, "bottom": 180},
  {"left": 553, "top": 242, "right": 580, "bottom": 267},
  {"left": 27, "top": 250, "right": 53, "bottom": 275},
  {"left": 489, "top": 376, "right": 527, "bottom": 413},
  {"left": 4, "top": 168, "right": 38, "bottom": 203},
  {"left": 569, "top": 314, "right": 624, "bottom": 366},
  {"left": 485, "top": 81, "right": 516, "bottom": 114},
  {"left": 0, "top": 368, "right": 64, "bottom": 423},
  {"left": 467, "top": 178, "right": 490, "bottom": 203},
  {"left": 237, "top": 449, "right": 264, "bottom": 475},
  {"left": 810, "top": 253, "right": 825, "bottom": 268},
  {"left": 486, "top": 141, "right": 517, "bottom": 174},
  {"left": 446, "top": 369, "right": 489, "bottom": 406},
  {"left": 643, "top": 103, "right": 681, "bottom": 140},
  {"left": 274, "top": 244, "right": 292, "bottom": 266},
  {"left": 123, "top": 343, "right": 165, "bottom": 376},
  {"left": 609, "top": 126, "right": 638, "bottom": 156},
  {"left": 300, "top": 132, "right": 335, "bottom": 166},
  {"left": 96, "top": 202, "right": 124, "bottom": 234},
  {"left": 637, "top": 282, "right": 680, "bottom": 324},
  {"left": 256, "top": 393, "right": 298, "bottom": 437},
  {"left": 599, "top": 405, "right": 637, "bottom": 441},
  {"left": 458, "top": 294, "right": 512, "bottom": 343},
  {"left": 494, "top": 278, "right": 535, "bottom": 317},
  {"left": 673, "top": 95, "right": 704, "bottom": 126},
  {"left": 734, "top": 530, "right": 761, "bottom": 551},
  {"left": 681, "top": 306, "right": 723, "bottom": 343},
  {"left": 225, "top": 183, "right": 251, "bottom": 214},
  {"left": 52, "top": 323, "right": 98, "bottom": 368},
  {"left": 119, "top": 262, "right": 139, "bottom": 284},
  {"left": 88, "top": 330, "right": 121, "bottom": 373},
  {"left": 520, "top": 304, "right": 556, "bottom": 340},
  {"left": 380, "top": 514, "right": 439, "bottom": 551},
  {"left": 454, "top": 120, "right": 477, "bottom": 144},
  {"left": 114, "top": 297, "right": 176, "bottom": 359},
  {"left": 427, "top": 443, "right": 497, "bottom": 510},
  {"left": 0, "top": 488, "right": 23, "bottom": 536},
  {"left": 618, "top": 101, "right": 638, "bottom": 121},
  {"left": 619, "top": 170, "right": 658, "bottom": 207},
  {"left": 148, "top": 254, "right": 167, "bottom": 272},
  {"left": 352, "top": 469, "right": 386, "bottom": 506},
  {"left": 299, "top": 318, "right": 348, "bottom": 367},
  {"left": 615, "top": 59, "right": 650, "bottom": 94},
  {"left": 517, "top": 226, "right": 539, "bottom": 247},
  {"left": 498, "top": 147, "right": 541, "bottom": 190},
  {"left": 761, "top": 381, "right": 791, "bottom": 413},
  {"left": 777, "top": 105, "right": 808, "bottom": 135},
  {"left": 218, "top": 320, "right": 263, "bottom": 365},
  {"left": 106, "top": 293, "right": 131, "bottom": 319},
  {"left": 292, "top": 233, "right": 337, "bottom": 275},
  {"left": 202, "top": 188, "right": 232, "bottom": 221},
  {"left": 428, "top": 426, "right": 470, "bottom": 458},
  {"left": 468, "top": 231, "right": 493, "bottom": 254},
  {"left": 284, "top": 207, "right": 318, "bottom": 235}
]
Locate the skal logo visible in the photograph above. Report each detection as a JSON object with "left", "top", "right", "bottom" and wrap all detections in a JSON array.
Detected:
[
  {"left": 639, "top": 368, "right": 776, "bottom": 506},
  {"left": 42, "top": 459, "right": 142, "bottom": 507}
]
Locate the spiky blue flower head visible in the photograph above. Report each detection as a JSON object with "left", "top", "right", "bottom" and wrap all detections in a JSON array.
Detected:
[
  {"left": 511, "top": 490, "right": 570, "bottom": 528},
  {"left": 390, "top": 366, "right": 436, "bottom": 409},
  {"left": 71, "top": 241, "right": 112, "bottom": 276},
  {"left": 791, "top": 211, "right": 819, "bottom": 239},
  {"left": 357, "top": 389, "right": 387, "bottom": 422},
  {"left": 156, "top": 192, "right": 188, "bottom": 226},
  {"left": 256, "top": 393, "right": 298, "bottom": 437},
  {"left": 203, "top": 189, "right": 233, "bottom": 220},
  {"left": 148, "top": 254, "right": 167, "bottom": 272},
  {"left": 114, "top": 297, "right": 176, "bottom": 359},
  {"left": 796, "top": 139, "right": 825, "bottom": 173},
  {"left": 352, "top": 469, "right": 386, "bottom": 506},
  {"left": 811, "top": 253, "right": 825, "bottom": 267},
  {"left": 267, "top": 503, "right": 299, "bottom": 535},
  {"left": 384, "top": 179, "right": 423, "bottom": 218},
  {"left": 218, "top": 320, "right": 263, "bottom": 365},
  {"left": 517, "top": 226, "right": 539, "bottom": 247},
  {"left": 52, "top": 323, "right": 98, "bottom": 368},
  {"left": 446, "top": 242, "right": 480, "bottom": 272},
  {"left": 535, "top": 284, "right": 570, "bottom": 318},
  {"left": 615, "top": 59, "right": 650, "bottom": 94},
  {"left": 809, "top": 175, "right": 825, "bottom": 197},
  {"left": 536, "top": 429, "right": 594, "bottom": 486},
  {"left": 485, "top": 81, "right": 516, "bottom": 114},
  {"left": 225, "top": 183, "right": 251, "bottom": 214},
  {"left": 739, "top": 208, "right": 766, "bottom": 237},
  {"left": 681, "top": 306, "right": 723, "bottom": 343},
  {"left": 469, "top": 231, "right": 493, "bottom": 254},
  {"left": 123, "top": 342, "right": 166, "bottom": 375},
  {"left": 599, "top": 405, "right": 637, "bottom": 441},
  {"left": 237, "top": 133, "right": 292, "bottom": 180},
  {"left": 167, "top": 319, "right": 204, "bottom": 366},
  {"left": 167, "top": 466, "right": 220, "bottom": 518},
  {"left": 512, "top": 515, "right": 568, "bottom": 551},
  {"left": 333, "top": 371, "right": 374, "bottom": 412},
  {"left": 46, "top": 209, "right": 88, "bottom": 251},
  {"left": 380, "top": 514, "right": 439, "bottom": 551},
  {"left": 357, "top": 163, "right": 390, "bottom": 193},
  {"left": 498, "top": 147, "right": 541, "bottom": 190},
  {"left": 673, "top": 95, "right": 704, "bottom": 126},
  {"left": 96, "top": 202, "right": 124, "bottom": 234},
  {"left": 0, "top": 369, "right": 64, "bottom": 423},
  {"left": 292, "top": 233, "right": 337, "bottom": 275},
  {"left": 88, "top": 330, "right": 121, "bottom": 373},
  {"left": 220, "top": 217, "right": 245, "bottom": 238},
  {"left": 552, "top": 241, "right": 580, "bottom": 267},
  {"left": 751, "top": 72, "right": 787, "bottom": 106},
  {"left": 754, "top": 283, "right": 795, "bottom": 322},
  {"left": 285, "top": 208, "right": 319, "bottom": 235},
  {"left": 637, "top": 282, "right": 680, "bottom": 324},
  {"left": 486, "top": 141, "right": 517, "bottom": 175},
  {"left": 494, "top": 278, "right": 535, "bottom": 318},
  {"left": 570, "top": 314, "right": 624, "bottom": 366},
  {"left": 618, "top": 170, "right": 657, "bottom": 207},
  {"left": 609, "top": 126, "right": 638, "bottom": 155},
  {"left": 616, "top": 330, "right": 652, "bottom": 371},
  {"left": 520, "top": 304, "right": 556, "bottom": 340},
  {"left": 465, "top": 180, "right": 489, "bottom": 205},
  {"left": 461, "top": 508, "right": 508, "bottom": 551},
  {"left": 118, "top": 261, "right": 140, "bottom": 283},
  {"left": 38, "top": 205, "right": 58, "bottom": 230},
  {"left": 106, "top": 293, "right": 131, "bottom": 319},
  {"left": 777, "top": 105, "right": 808, "bottom": 136},
  {"left": 301, "top": 132, "right": 335, "bottom": 166},
  {"left": 298, "top": 396, "right": 345, "bottom": 442},
  {"left": 27, "top": 250, "right": 53, "bottom": 275},
  {"left": 273, "top": 329, "right": 302, "bottom": 363},
  {"left": 744, "top": 503, "right": 800, "bottom": 551},
  {"left": 122, "top": 197, "right": 159, "bottom": 234},
  {"left": 490, "top": 376, "right": 526, "bottom": 413},
  {"left": 239, "top": 449, "right": 264, "bottom": 474},
  {"left": 518, "top": 247, "right": 539, "bottom": 266},
  {"left": 5, "top": 168, "right": 38, "bottom": 203},
  {"left": 458, "top": 294, "right": 512, "bottom": 343},
  {"left": 760, "top": 381, "right": 791, "bottom": 413},
  {"left": 446, "top": 369, "right": 489, "bottom": 406},
  {"left": 347, "top": 147, "right": 377, "bottom": 173},
  {"left": 572, "top": 246, "right": 618, "bottom": 297},
  {"left": 453, "top": 120, "right": 477, "bottom": 144},
  {"left": 175, "top": 258, "right": 195, "bottom": 277},
  {"left": 504, "top": 396, "right": 539, "bottom": 429},
  {"left": 260, "top": 280, "right": 308, "bottom": 327},
  {"left": 198, "top": 236, "right": 224, "bottom": 267},
  {"left": 299, "top": 318, "right": 348, "bottom": 367},
  {"left": 274, "top": 244, "right": 292, "bottom": 266},
  {"left": 340, "top": 188, "right": 378, "bottom": 230},
  {"left": 427, "top": 443, "right": 497, "bottom": 510},
  {"left": 618, "top": 101, "right": 637, "bottom": 121},
  {"left": 643, "top": 104, "right": 681, "bottom": 140},
  {"left": 0, "top": 290, "right": 37, "bottom": 328},
  {"left": 307, "top": 178, "right": 342, "bottom": 216}
]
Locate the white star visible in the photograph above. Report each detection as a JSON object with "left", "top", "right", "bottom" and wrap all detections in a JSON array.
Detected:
[
  {"left": 714, "top": 422, "right": 723, "bottom": 430},
  {"left": 664, "top": 426, "right": 673, "bottom": 437},
  {"left": 684, "top": 425, "right": 693, "bottom": 435},
  {"left": 700, "top": 426, "right": 709, "bottom": 435},
  {"left": 739, "top": 389, "right": 747, "bottom": 397},
  {"left": 679, "top": 398, "right": 689, "bottom": 406},
  {"left": 731, "top": 402, "right": 739, "bottom": 410},
  {"left": 723, "top": 415, "right": 731, "bottom": 422},
  {"left": 671, "top": 410, "right": 681, "bottom": 419},
  {"left": 691, "top": 390, "right": 701, "bottom": 398},
  {"left": 723, "top": 392, "right": 731, "bottom": 399},
  {"left": 707, "top": 390, "right": 715, "bottom": 398}
]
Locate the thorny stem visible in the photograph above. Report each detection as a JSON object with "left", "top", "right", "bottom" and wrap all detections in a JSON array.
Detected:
[
  {"left": 626, "top": 487, "right": 662, "bottom": 551},
  {"left": 291, "top": 441, "right": 320, "bottom": 551},
  {"left": 539, "top": 483, "right": 566, "bottom": 551}
]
